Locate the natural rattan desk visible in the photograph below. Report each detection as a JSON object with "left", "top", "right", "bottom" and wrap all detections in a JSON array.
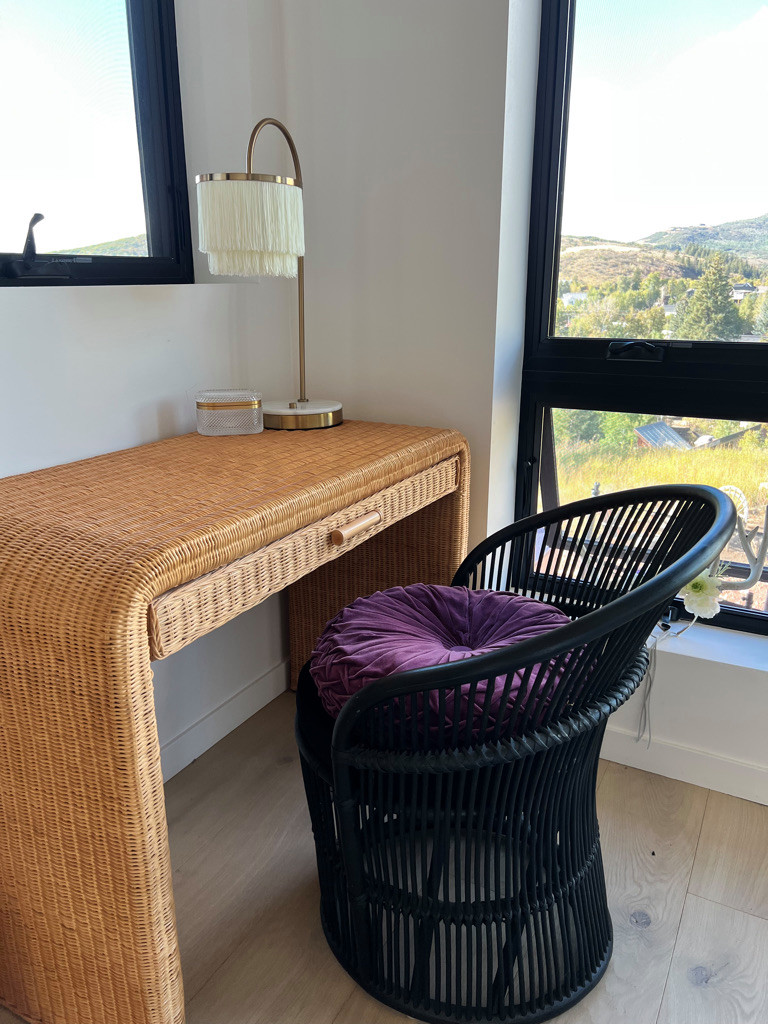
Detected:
[{"left": 0, "top": 421, "right": 469, "bottom": 1024}]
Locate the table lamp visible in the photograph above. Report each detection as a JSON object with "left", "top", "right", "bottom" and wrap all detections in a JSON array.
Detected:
[{"left": 196, "top": 118, "right": 343, "bottom": 429}]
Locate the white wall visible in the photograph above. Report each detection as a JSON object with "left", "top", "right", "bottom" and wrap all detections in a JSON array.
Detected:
[
  {"left": 0, "top": 0, "right": 295, "bottom": 780},
  {"left": 603, "top": 624, "right": 768, "bottom": 805},
  {"left": 281, "top": 0, "right": 515, "bottom": 545},
  {"left": 488, "top": 0, "right": 541, "bottom": 534}
]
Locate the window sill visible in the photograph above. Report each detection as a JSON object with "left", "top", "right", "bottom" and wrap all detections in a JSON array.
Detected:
[{"left": 658, "top": 620, "right": 768, "bottom": 672}]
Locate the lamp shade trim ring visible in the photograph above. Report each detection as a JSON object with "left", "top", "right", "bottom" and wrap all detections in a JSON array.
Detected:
[{"left": 195, "top": 172, "right": 301, "bottom": 187}]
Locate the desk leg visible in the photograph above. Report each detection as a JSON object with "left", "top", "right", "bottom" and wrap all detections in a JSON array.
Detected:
[
  {"left": 288, "top": 481, "right": 469, "bottom": 688},
  {"left": 0, "top": 620, "right": 184, "bottom": 1024}
]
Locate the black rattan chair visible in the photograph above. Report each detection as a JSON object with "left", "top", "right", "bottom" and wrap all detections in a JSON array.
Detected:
[{"left": 296, "top": 485, "right": 734, "bottom": 1024}]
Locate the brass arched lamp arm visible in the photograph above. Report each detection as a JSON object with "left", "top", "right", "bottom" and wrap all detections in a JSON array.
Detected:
[
  {"left": 247, "top": 118, "right": 303, "bottom": 187},
  {"left": 246, "top": 117, "right": 307, "bottom": 404}
]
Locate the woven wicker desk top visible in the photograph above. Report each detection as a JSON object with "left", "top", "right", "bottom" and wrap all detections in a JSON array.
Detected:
[
  {"left": 0, "top": 420, "right": 466, "bottom": 606},
  {"left": 0, "top": 419, "right": 468, "bottom": 1024}
]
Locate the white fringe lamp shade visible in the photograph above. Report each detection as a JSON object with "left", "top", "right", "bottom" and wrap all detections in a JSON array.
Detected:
[
  {"left": 194, "top": 117, "right": 342, "bottom": 430},
  {"left": 196, "top": 176, "right": 304, "bottom": 278}
]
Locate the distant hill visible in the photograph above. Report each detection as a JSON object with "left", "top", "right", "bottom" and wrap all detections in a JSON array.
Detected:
[
  {"left": 53, "top": 234, "right": 148, "bottom": 257},
  {"left": 641, "top": 214, "right": 768, "bottom": 262},
  {"left": 559, "top": 214, "right": 768, "bottom": 287},
  {"left": 559, "top": 238, "right": 697, "bottom": 287},
  {"left": 561, "top": 235, "right": 630, "bottom": 249}
]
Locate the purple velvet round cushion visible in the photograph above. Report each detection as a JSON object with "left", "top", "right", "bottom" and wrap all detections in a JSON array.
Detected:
[{"left": 310, "top": 583, "right": 571, "bottom": 730}]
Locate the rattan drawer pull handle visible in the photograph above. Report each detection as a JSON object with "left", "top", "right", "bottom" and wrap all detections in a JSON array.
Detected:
[{"left": 331, "top": 511, "right": 382, "bottom": 546}]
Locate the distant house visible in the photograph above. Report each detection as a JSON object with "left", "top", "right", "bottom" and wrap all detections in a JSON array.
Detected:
[
  {"left": 732, "top": 283, "right": 757, "bottom": 303},
  {"left": 561, "top": 291, "right": 588, "bottom": 307},
  {"left": 634, "top": 422, "right": 692, "bottom": 450},
  {"left": 635, "top": 420, "right": 762, "bottom": 451}
]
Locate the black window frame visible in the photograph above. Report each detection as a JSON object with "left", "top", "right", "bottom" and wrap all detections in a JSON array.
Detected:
[
  {"left": 518, "top": 0, "right": 768, "bottom": 636},
  {"left": 0, "top": 0, "right": 193, "bottom": 287}
]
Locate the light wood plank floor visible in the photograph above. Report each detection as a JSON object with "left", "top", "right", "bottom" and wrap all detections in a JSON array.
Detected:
[{"left": 1, "top": 692, "right": 765, "bottom": 1024}]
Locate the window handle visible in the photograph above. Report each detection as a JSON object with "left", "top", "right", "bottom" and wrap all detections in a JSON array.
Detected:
[
  {"left": 606, "top": 340, "right": 664, "bottom": 362},
  {"left": 2, "top": 213, "right": 71, "bottom": 282},
  {"left": 21, "top": 212, "right": 44, "bottom": 266}
]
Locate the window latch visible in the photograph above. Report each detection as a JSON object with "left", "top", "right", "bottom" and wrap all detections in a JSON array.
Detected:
[
  {"left": 606, "top": 340, "right": 664, "bottom": 362},
  {"left": 2, "top": 213, "right": 71, "bottom": 282}
]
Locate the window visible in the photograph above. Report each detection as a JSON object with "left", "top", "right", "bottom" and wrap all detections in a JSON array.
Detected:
[
  {"left": 0, "top": 0, "right": 192, "bottom": 286},
  {"left": 547, "top": 409, "right": 768, "bottom": 617},
  {"left": 521, "top": 0, "right": 768, "bottom": 634}
]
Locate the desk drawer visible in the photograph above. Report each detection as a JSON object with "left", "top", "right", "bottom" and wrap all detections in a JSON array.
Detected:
[{"left": 148, "top": 454, "right": 461, "bottom": 660}]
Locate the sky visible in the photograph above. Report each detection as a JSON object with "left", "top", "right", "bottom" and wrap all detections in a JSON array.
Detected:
[
  {"left": 0, "top": 0, "right": 146, "bottom": 253},
  {"left": 2, "top": 1, "right": 766, "bottom": 252},
  {"left": 560, "top": 0, "right": 768, "bottom": 241}
]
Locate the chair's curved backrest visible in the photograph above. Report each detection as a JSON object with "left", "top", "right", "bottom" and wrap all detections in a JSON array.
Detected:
[
  {"left": 333, "top": 486, "right": 735, "bottom": 755},
  {"left": 454, "top": 485, "right": 730, "bottom": 616}
]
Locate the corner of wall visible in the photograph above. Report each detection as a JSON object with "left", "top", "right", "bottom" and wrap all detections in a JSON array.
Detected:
[{"left": 486, "top": 0, "right": 542, "bottom": 537}]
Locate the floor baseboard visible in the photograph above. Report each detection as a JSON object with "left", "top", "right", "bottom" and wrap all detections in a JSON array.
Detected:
[
  {"left": 602, "top": 723, "right": 768, "bottom": 805},
  {"left": 160, "top": 660, "right": 289, "bottom": 781}
]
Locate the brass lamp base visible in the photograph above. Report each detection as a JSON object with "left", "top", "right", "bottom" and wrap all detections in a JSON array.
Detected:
[{"left": 262, "top": 399, "right": 343, "bottom": 430}]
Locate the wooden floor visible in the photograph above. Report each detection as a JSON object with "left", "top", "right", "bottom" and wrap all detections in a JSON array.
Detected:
[{"left": 3, "top": 691, "right": 767, "bottom": 1024}]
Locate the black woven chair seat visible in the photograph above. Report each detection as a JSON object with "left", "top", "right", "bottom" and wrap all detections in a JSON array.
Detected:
[{"left": 295, "top": 486, "right": 735, "bottom": 1024}]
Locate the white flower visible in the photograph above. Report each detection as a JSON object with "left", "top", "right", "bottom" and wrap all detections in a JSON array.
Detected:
[{"left": 680, "top": 571, "right": 721, "bottom": 619}]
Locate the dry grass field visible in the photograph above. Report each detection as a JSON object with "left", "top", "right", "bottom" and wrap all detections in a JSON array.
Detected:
[
  {"left": 553, "top": 442, "right": 768, "bottom": 613},
  {"left": 555, "top": 443, "right": 768, "bottom": 510}
]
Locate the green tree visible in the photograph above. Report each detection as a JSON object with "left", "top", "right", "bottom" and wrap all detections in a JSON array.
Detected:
[
  {"left": 739, "top": 429, "right": 763, "bottom": 450},
  {"left": 635, "top": 305, "right": 666, "bottom": 339},
  {"left": 554, "top": 299, "right": 571, "bottom": 336},
  {"left": 598, "top": 412, "right": 654, "bottom": 451},
  {"left": 754, "top": 294, "right": 768, "bottom": 338},
  {"left": 686, "top": 417, "right": 742, "bottom": 437},
  {"left": 642, "top": 272, "right": 662, "bottom": 305},
  {"left": 672, "top": 253, "right": 743, "bottom": 341},
  {"left": 738, "top": 292, "right": 758, "bottom": 334},
  {"left": 552, "top": 408, "right": 603, "bottom": 446},
  {"left": 568, "top": 299, "right": 620, "bottom": 338},
  {"left": 668, "top": 278, "right": 691, "bottom": 300}
]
